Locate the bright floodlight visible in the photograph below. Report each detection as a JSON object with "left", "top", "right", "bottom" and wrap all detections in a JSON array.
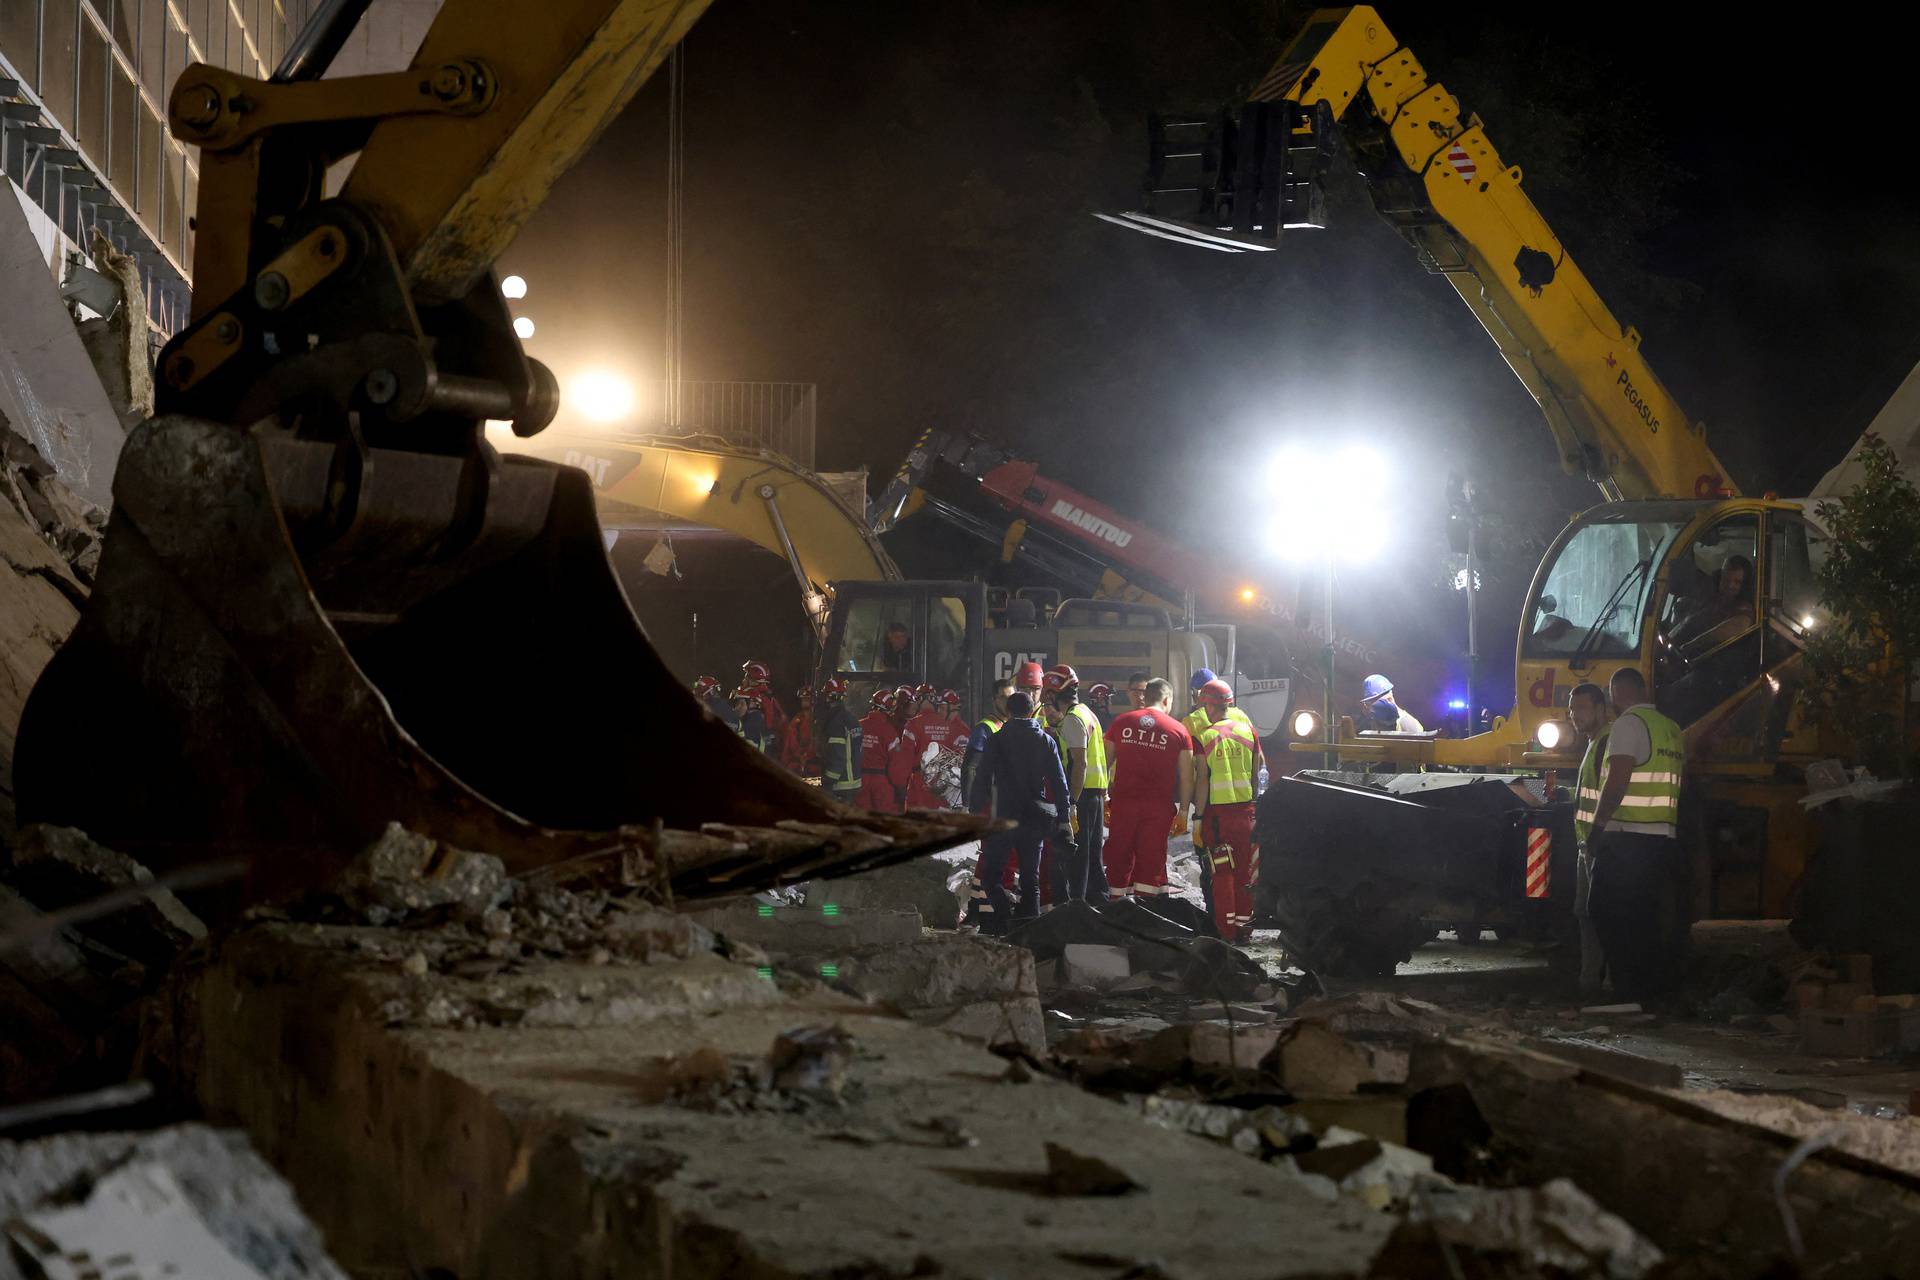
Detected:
[
  {"left": 1291, "top": 709, "right": 1320, "bottom": 740},
  {"left": 512, "top": 316, "right": 535, "bottom": 339},
  {"left": 1239, "top": 586, "right": 1256, "bottom": 603},
  {"left": 1536, "top": 720, "right": 1564, "bottom": 750},
  {"left": 571, "top": 370, "right": 636, "bottom": 424},
  {"left": 1268, "top": 442, "right": 1389, "bottom": 562},
  {"left": 501, "top": 274, "right": 528, "bottom": 299}
]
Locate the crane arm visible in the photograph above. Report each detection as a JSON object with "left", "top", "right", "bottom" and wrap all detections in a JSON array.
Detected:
[{"left": 1130, "top": 6, "right": 1735, "bottom": 501}]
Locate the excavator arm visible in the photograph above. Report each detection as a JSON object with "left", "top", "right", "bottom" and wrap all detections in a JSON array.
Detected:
[
  {"left": 17, "top": 0, "right": 987, "bottom": 902},
  {"left": 1112, "top": 5, "right": 1735, "bottom": 502}
]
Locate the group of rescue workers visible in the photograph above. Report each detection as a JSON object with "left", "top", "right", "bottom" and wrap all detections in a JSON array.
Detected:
[
  {"left": 687, "top": 659, "right": 1267, "bottom": 941},
  {"left": 689, "top": 655, "right": 1689, "bottom": 996}
]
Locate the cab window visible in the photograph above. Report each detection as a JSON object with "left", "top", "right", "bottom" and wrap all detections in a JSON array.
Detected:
[
  {"left": 1661, "top": 516, "right": 1759, "bottom": 657},
  {"left": 835, "top": 595, "right": 916, "bottom": 675},
  {"left": 928, "top": 596, "right": 971, "bottom": 703}
]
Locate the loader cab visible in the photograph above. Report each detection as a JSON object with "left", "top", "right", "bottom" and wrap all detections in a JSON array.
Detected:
[
  {"left": 1521, "top": 500, "right": 1826, "bottom": 739},
  {"left": 821, "top": 581, "right": 987, "bottom": 719}
]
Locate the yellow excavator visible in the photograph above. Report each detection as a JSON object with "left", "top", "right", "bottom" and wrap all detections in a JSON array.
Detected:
[
  {"left": 1113, "top": 5, "right": 1847, "bottom": 971},
  {"left": 12, "top": 0, "right": 988, "bottom": 906}
]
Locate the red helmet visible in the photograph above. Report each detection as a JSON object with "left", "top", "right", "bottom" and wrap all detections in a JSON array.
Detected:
[
  {"left": 1042, "top": 663, "right": 1079, "bottom": 695},
  {"left": 747, "top": 679, "right": 771, "bottom": 697},
  {"left": 870, "top": 688, "right": 892, "bottom": 710},
  {"left": 913, "top": 682, "right": 937, "bottom": 703},
  {"left": 893, "top": 685, "right": 915, "bottom": 708},
  {"left": 1200, "top": 678, "right": 1234, "bottom": 706},
  {"left": 742, "top": 660, "right": 770, "bottom": 684},
  {"left": 730, "top": 684, "right": 755, "bottom": 700},
  {"left": 940, "top": 689, "right": 961, "bottom": 707},
  {"left": 692, "top": 675, "right": 720, "bottom": 698},
  {"left": 1014, "top": 661, "right": 1045, "bottom": 690},
  {"left": 1086, "top": 682, "right": 1112, "bottom": 706},
  {"left": 821, "top": 677, "right": 848, "bottom": 701}
]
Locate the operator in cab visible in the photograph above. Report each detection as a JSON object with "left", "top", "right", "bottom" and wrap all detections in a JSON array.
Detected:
[
  {"left": 1584, "top": 667, "right": 1687, "bottom": 1000},
  {"left": 1671, "top": 554, "right": 1753, "bottom": 647},
  {"left": 1360, "top": 674, "right": 1424, "bottom": 733}
]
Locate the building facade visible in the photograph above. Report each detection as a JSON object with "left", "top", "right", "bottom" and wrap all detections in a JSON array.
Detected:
[{"left": 0, "top": 0, "right": 316, "bottom": 335}]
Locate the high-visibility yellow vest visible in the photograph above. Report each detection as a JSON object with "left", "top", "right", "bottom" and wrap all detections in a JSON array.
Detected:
[
  {"left": 1186, "top": 705, "right": 1251, "bottom": 740},
  {"left": 1067, "top": 703, "right": 1110, "bottom": 789},
  {"left": 980, "top": 715, "right": 1004, "bottom": 735},
  {"left": 1199, "top": 718, "right": 1259, "bottom": 805},
  {"left": 1574, "top": 731, "right": 1607, "bottom": 842},
  {"left": 1613, "top": 706, "right": 1684, "bottom": 828}
]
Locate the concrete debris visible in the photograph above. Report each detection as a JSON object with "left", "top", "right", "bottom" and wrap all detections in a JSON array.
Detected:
[
  {"left": 1010, "top": 898, "right": 1267, "bottom": 999},
  {"left": 0, "top": 1125, "right": 345, "bottom": 1280},
  {"left": 1132, "top": 1021, "right": 1285, "bottom": 1078},
  {"left": 9, "top": 1161, "right": 269, "bottom": 1280},
  {"left": 72, "top": 230, "right": 154, "bottom": 430},
  {"left": 766, "top": 1023, "right": 857, "bottom": 1103},
  {"left": 815, "top": 932, "right": 1045, "bottom": 1055},
  {"left": 1268, "top": 1021, "right": 1411, "bottom": 1095},
  {"left": 0, "top": 423, "right": 102, "bottom": 589},
  {"left": 1289, "top": 1130, "right": 1437, "bottom": 1212},
  {"left": 1369, "top": 1178, "right": 1663, "bottom": 1279},
  {"left": 1686, "top": 1088, "right": 1920, "bottom": 1179},
  {"left": 334, "top": 823, "right": 509, "bottom": 923},
  {"left": 3, "top": 824, "right": 206, "bottom": 964},
  {"left": 688, "top": 900, "right": 923, "bottom": 956},
  {"left": 1061, "top": 942, "right": 1131, "bottom": 989},
  {"left": 805, "top": 855, "right": 966, "bottom": 927}
]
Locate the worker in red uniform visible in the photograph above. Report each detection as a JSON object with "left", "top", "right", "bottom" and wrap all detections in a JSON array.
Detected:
[
  {"left": 900, "top": 689, "right": 971, "bottom": 809},
  {"left": 884, "top": 685, "right": 919, "bottom": 806},
  {"left": 857, "top": 689, "right": 901, "bottom": 812},
  {"left": 1191, "top": 678, "right": 1263, "bottom": 940},
  {"left": 742, "top": 659, "right": 786, "bottom": 740},
  {"left": 1101, "top": 677, "right": 1193, "bottom": 898},
  {"left": 779, "top": 685, "right": 819, "bottom": 775}
]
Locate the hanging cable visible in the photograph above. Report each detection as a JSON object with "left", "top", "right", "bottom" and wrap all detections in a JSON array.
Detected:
[{"left": 664, "top": 43, "right": 686, "bottom": 428}]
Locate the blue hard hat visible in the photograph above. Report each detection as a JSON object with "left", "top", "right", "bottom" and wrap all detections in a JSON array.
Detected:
[
  {"left": 1190, "top": 668, "right": 1217, "bottom": 690},
  {"left": 1362, "top": 673, "right": 1394, "bottom": 701}
]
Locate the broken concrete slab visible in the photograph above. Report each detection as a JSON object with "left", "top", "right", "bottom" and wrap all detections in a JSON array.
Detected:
[
  {"left": 688, "top": 900, "right": 923, "bottom": 957},
  {"left": 1405, "top": 1036, "right": 1920, "bottom": 1274},
  {"left": 3, "top": 825, "right": 206, "bottom": 965},
  {"left": 816, "top": 932, "right": 1045, "bottom": 1056},
  {"left": 334, "top": 823, "right": 509, "bottom": 923},
  {"left": 1132, "top": 1021, "right": 1285, "bottom": 1078},
  {"left": 804, "top": 855, "right": 964, "bottom": 928},
  {"left": 161, "top": 919, "right": 1398, "bottom": 1278},
  {"left": 1520, "top": 1037, "right": 1685, "bottom": 1090},
  {"left": 1368, "top": 1177, "right": 1662, "bottom": 1279},
  {"left": 1267, "top": 1021, "right": 1411, "bottom": 1096},
  {"left": 1061, "top": 943, "right": 1131, "bottom": 990},
  {"left": 0, "top": 1124, "right": 346, "bottom": 1280}
]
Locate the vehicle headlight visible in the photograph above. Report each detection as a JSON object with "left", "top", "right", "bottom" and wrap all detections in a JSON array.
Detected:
[
  {"left": 1536, "top": 720, "right": 1565, "bottom": 750},
  {"left": 1292, "top": 709, "right": 1321, "bottom": 740}
]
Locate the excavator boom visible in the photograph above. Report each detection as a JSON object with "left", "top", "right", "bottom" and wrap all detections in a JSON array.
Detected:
[
  {"left": 1123, "top": 5, "right": 1735, "bottom": 502},
  {"left": 15, "top": 0, "right": 987, "bottom": 907}
]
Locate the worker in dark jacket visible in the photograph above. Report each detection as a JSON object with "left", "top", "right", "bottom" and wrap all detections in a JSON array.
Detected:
[{"left": 967, "top": 691, "right": 1074, "bottom": 933}]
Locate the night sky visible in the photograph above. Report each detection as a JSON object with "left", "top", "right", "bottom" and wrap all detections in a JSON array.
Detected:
[{"left": 507, "top": 0, "right": 1920, "bottom": 708}]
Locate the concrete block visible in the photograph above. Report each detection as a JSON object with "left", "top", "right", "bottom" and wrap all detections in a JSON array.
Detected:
[
  {"left": 826, "top": 933, "right": 1044, "bottom": 1056},
  {"left": 1133, "top": 1022, "right": 1285, "bottom": 1076},
  {"left": 1061, "top": 943, "right": 1131, "bottom": 989},
  {"left": 1268, "top": 1022, "right": 1410, "bottom": 1096},
  {"left": 805, "top": 856, "right": 965, "bottom": 928}
]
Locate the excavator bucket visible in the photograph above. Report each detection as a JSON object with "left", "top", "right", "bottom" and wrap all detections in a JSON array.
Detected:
[{"left": 15, "top": 416, "right": 988, "bottom": 908}]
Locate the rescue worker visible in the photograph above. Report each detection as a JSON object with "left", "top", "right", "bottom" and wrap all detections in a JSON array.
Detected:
[
  {"left": 1013, "top": 661, "right": 1046, "bottom": 712},
  {"left": 856, "top": 689, "right": 901, "bottom": 812},
  {"left": 962, "top": 679, "right": 1015, "bottom": 927},
  {"left": 692, "top": 675, "right": 739, "bottom": 731},
  {"left": 779, "top": 685, "right": 819, "bottom": 775},
  {"left": 1360, "top": 674, "right": 1425, "bottom": 732},
  {"left": 733, "top": 684, "right": 772, "bottom": 753},
  {"left": 818, "top": 678, "right": 862, "bottom": 805},
  {"left": 1102, "top": 678, "right": 1194, "bottom": 898},
  {"left": 1085, "top": 682, "right": 1115, "bottom": 729},
  {"left": 1125, "top": 670, "right": 1152, "bottom": 711},
  {"left": 1568, "top": 681, "right": 1611, "bottom": 993},
  {"left": 880, "top": 622, "right": 913, "bottom": 672},
  {"left": 1585, "top": 667, "right": 1686, "bottom": 1000},
  {"left": 1182, "top": 668, "right": 1251, "bottom": 922},
  {"left": 1041, "top": 664, "right": 1111, "bottom": 903},
  {"left": 1191, "top": 679, "right": 1263, "bottom": 941},
  {"left": 884, "top": 684, "right": 920, "bottom": 807},
  {"left": 742, "top": 660, "right": 787, "bottom": 739},
  {"left": 967, "top": 690, "right": 1074, "bottom": 933},
  {"left": 900, "top": 688, "right": 971, "bottom": 808}
]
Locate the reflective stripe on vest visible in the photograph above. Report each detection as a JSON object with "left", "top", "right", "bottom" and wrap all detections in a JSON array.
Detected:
[
  {"left": 980, "top": 716, "right": 1005, "bottom": 735},
  {"left": 1187, "top": 705, "right": 1250, "bottom": 739},
  {"left": 1200, "top": 719, "right": 1258, "bottom": 805},
  {"left": 1615, "top": 708, "right": 1684, "bottom": 827},
  {"left": 1068, "top": 703, "right": 1109, "bottom": 789},
  {"left": 1573, "top": 732, "right": 1607, "bottom": 843}
]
